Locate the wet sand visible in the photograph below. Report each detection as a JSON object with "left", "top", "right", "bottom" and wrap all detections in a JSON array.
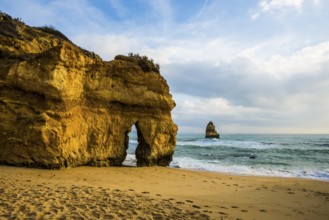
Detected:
[{"left": 0, "top": 165, "right": 328, "bottom": 219}]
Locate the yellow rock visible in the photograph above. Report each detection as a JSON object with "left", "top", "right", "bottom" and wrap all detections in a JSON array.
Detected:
[{"left": 0, "top": 12, "right": 177, "bottom": 168}]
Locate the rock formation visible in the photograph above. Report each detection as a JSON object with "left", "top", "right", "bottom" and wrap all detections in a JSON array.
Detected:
[
  {"left": 205, "top": 121, "right": 220, "bottom": 139},
  {"left": 0, "top": 12, "right": 177, "bottom": 169}
]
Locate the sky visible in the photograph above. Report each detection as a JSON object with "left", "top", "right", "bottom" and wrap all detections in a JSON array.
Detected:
[{"left": 1, "top": 0, "right": 329, "bottom": 134}]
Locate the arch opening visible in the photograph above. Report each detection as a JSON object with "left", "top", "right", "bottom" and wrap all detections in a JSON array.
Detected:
[{"left": 122, "top": 124, "right": 138, "bottom": 166}]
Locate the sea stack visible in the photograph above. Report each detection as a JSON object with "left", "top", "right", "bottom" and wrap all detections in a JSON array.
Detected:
[
  {"left": 205, "top": 121, "right": 220, "bottom": 139},
  {"left": 0, "top": 12, "right": 177, "bottom": 168}
]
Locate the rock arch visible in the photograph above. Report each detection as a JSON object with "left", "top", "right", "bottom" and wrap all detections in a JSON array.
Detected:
[
  {"left": 0, "top": 13, "right": 177, "bottom": 169},
  {"left": 121, "top": 119, "right": 177, "bottom": 167}
]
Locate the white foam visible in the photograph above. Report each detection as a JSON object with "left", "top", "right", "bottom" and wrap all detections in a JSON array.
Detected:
[
  {"left": 177, "top": 139, "right": 280, "bottom": 149},
  {"left": 220, "top": 140, "right": 280, "bottom": 149},
  {"left": 171, "top": 156, "right": 329, "bottom": 180},
  {"left": 176, "top": 138, "right": 220, "bottom": 147},
  {"left": 122, "top": 154, "right": 137, "bottom": 166}
]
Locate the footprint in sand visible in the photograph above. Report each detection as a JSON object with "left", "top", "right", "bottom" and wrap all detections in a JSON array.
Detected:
[{"left": 186, "top": 200, "right": 194, "bottom": 203}]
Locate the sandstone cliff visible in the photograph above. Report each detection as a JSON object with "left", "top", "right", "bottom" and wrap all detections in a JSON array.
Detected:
[
  {"left": 205, "top": 121, "right": 220, "bottom": 139},
  {"left": 0, "top": 12, "right": 177, "bottom": 168}
]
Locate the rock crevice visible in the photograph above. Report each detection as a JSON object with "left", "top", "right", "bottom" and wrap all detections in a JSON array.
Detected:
[{"left": 0, "top": 12, "right": 177, "bottom": 168}]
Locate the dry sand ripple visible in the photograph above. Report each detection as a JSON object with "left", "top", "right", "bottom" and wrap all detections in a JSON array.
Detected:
[
  {"left": 1, "top": 165, "right": 329, "bottom": 220},
  {"left": 0, "top": 179, "right": 210, "bottom": 219}
]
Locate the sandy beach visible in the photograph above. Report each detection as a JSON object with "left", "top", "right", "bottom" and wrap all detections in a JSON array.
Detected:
[{"left": 0, "top": 165, "right": 328, "bottom": 220}]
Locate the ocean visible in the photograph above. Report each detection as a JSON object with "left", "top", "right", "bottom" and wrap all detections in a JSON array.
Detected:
[{"left": 124, "top": 134, "right": 329, "bottom": 181}]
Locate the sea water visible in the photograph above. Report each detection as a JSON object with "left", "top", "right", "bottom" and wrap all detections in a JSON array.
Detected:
[{"left": 124, "top": 134, "right": 329, "bottom": 181}]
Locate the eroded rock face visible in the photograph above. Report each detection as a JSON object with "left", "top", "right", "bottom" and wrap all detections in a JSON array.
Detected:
[
  {"left": 205, "top": 121, "right": 220, "bottom": 139},
  {"left": 0, "top": 13, "right": 177, "bottom": 168}
]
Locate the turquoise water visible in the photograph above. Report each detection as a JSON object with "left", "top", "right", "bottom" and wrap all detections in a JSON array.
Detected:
[{"left": 125, "top": 134, "right": 329, "bottom": 180}]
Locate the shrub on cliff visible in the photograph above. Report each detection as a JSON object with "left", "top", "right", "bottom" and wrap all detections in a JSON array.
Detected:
[
  {"left": 0, "top": 11, "right": 23, "bottom": 38},
  {"left": 128, "top": 53, "right": 160, "bottom": 73},
  {"left": 36, "top": 25, "right": 71, "bottom": 42},
  {"left": 36, "top": 25, "right": 100, "bottom": 60}
]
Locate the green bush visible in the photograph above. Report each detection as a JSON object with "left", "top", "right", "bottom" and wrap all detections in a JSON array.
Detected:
[
  {"left": 128, "top": 53, "right": 160, "bottom": 73},
  {"left": 36, "top": 25, "right": 71, "bottom": 42}
]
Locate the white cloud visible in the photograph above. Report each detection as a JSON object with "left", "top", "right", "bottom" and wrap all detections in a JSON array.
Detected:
[
  {"left": 74, "top": 32, "right": 238, "bottom": 65},
  {"left": 171, "top": 92, "right": 329, "bottom": 134},
  {"left": 251, "top": 0, "right": 324, "bottom": 19},
  {"left": 259, "top": 0, "right": 303, "bottom": 12},
  {"left": 238, "top": 40, "right": 329, "bottom": 77},
  {"left": 251, "top": 12, "right": 260, "bottom": 20},
  {"left": 173, "top": 94, "right": 247, "bottom": 118},
  {"left": 164, "top": 35, "right": 329, "bottom": 134},
  {"left": 172, "top": 94, "right": 265, "bottom": 125},
  {"left": 73, "top": 34, "right": 145, "bottom": 60}
]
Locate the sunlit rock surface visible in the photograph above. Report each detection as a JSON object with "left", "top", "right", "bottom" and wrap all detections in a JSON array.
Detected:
[{"left": 0, "top": 12, "right": 177, "bottom": 168}]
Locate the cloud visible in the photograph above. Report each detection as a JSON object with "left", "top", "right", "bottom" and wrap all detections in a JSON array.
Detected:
[
  {"left": 171, "top": 63, "right": 329, "bottom": 134},
  {"left": 251, "top": 0, "right": 323, "bottom": 19},
  {"left": 259, "top": 0, "right": 303, "bottom": 12},
  {"left": 172, "top": 94, "right": 266, "bottom": 133},
  {"left": 251, "top": 12, "right": 260, "bottom": 20},
  {"left": 73, "top": 33, "right": 147, "bottom": 60},
  {"left": 164, "top": 37, "right": 329, "bottom": 133},
  {"left": 238, "top": 41, "right": 329, "bottom": 77}
]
